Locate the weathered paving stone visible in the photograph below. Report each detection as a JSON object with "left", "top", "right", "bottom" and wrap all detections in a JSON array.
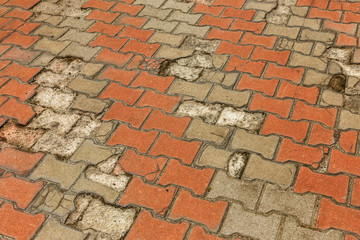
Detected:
[
  {"left": 80, "top": 63, "right": 104, "bottom": 77},
  {"left": 227, "top": 152, "right": 248, "bottom": 178},
  {"left": 29, "top": 155, "right": 86, "bottom": 189},
  {"left": 167, "top": 10, "right": 202, "bottom": 24},
  {"left": 197, "top": 145, "right": 232, "bottom": 169},
  {"left": 217, "top": 107, "right": 265, "bottom": 131},
  {"left": 303, "top": 69, "right": 331, "bottom": 85},
  {"left": 176, "top": 101, "right": 222, "bottom": 124},
  {"left": 143, "top": 18, "right": 178, "bottom": 32},
  {"left": 95, "top": 122, "right": 117, "bottom": 143},
  {"left": 185, "top": 118, "right": 230, "bottom": 145},
  {"left": 34, "top": 217, "right": 85, "bottom": 240},
  {"left": 280, "top": 217, "right": 343, "bottom": 240},
  {"left": 34, "top": 38, "right": 71, "bottom": 55},
  {"left": 59, "top": 17, "right": 95, "bottom": 30},
  {"left": 32, "top": 132, "right": 84, "bottom": 157},
  {"left": 258, "top": 184, "right": 318, "bottom": 225},
  {"left": 155, "top": 45, "right": 194, "bottom": 59},
  {"left": 173, "top": 22, "right": 210, "bottom": 38},
  {"left": 289, "top": 52, "right": 327, "bottom": 72},
  {"left": 59, "top": 29, "right": 97, "bottom": 45},
  {"left": 34, "top": 25, "right": 69, "bottom": 39},
  {"left": 28, "top": 109, "right": 81, "bottom": 135},
  {"left": 134, "top": 0, "right": 166, "bottom": 8},
  {"left": 181, "top": 37, "right": 221, "bottom": 54},
  {"left": 300, "top": 29, "right": 335, "bottom": 44},
  {"left": 32, "top": 87, "right": 75, "bottom": 112},
  {"left": 243, "top": 154, "right": 296, "bottom": 188},
  {"left": 148, "top": 32, "right": 185, "bottom": 47},
  {"left": 60, "top": 42, "right": 100, "bottom": 61},
  {"left": 230, "top": 129, "right": 279, "bottom": 159},
  {"left": 321, "top": 90, "right": 344, "bottom": 107},
  {"left": 35, "top": 71, "right": 72, "bottom": 89},
  {"left": 207, "top": 171, "right": 263, "bottom": 210},
  {"left": 68, "top": 76, "right": 107, "bottom": 97},
  {"left": 66, "top": 195, "right": 136, "bottom": 239},
  {"left": 264, "top": 24, "right": 300, "bottom": 39},
  {"left": 138, "top": 6, "right": 172, "bottom": 20},
  {"left": 221, "top": 203, "right": 282, "bottom": 240}
]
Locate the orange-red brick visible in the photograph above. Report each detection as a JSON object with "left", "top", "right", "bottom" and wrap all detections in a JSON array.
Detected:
[
  {"left": 308, "top": 8, "right": 341, "bottom": 21},
  {"left": 199, "top": 15, "right": 233, "bottom": 29},
  {"left": 87, "top": 22, "right": 124, "bottom": 36},
  {"left": 169, "top": 190, "right": 228, "bottom": 231},
  {"left": 150, "top": 133, "right": 201, "bottom": 165},
  {"left": 99, "top": 82, "right": 143, "bottom": 105},
  {"left": 236, "top": 74, "right": 279, "bottom": 96},
  {"left": 85, "top": 9, "right": 119, "bottom": 23},
  {"left": 193, "top": 4, "right": 224, "bottom": 16},
  {"left": 82, "top": 0, "right": 115, "bottom": 11},
  {"left": 118, "top": 149, "right": 167, "bottom": 182},
  {"left": 0, "top": 79, "right": 37, "bottom": 101},
  {"left": 118, "top": 26, "right": 154, "bottom": 42},
  {"left": 112, "top": 2, "right": 143, "bottom": 15},
  {"left": 308, "top": 123, "right": 335, "bottom": 146},
  {"left": 118, "top": 177, "right": 176, "bottom": 214},
  {"left": 329, "top": 149, "right": 360, "bottom": 176},
  {"left": 261, "top": 114, "right": 310, "bottom": 142},
  {"left": 295, "top": 167, "right": 349, "bottom": 203},
  {"left": 222, "top": 8, "right": 255, "bottom": 21},
  {"left": 142, "top": 110, "right": 191, "bottom": 138},
  {"left": 231, "top": 19, "right": 265, "bottom": 34},
  {"left": 137, "top": 90, "right": 181, "bottom": 113},
  {"left": 103, "top": 102, "right": 151, "bottom": 128},
  {"left": 95, "top": 49, "right": 132, "bottom": 67},
  {"left": 249, "top": 93, "right": 293, "bottom": 118},
  {"left": 2, "top": 32, "right": 39, "bottom": 49},
  {"left": 251, "top": 47, "right": 290, "bottom": 65},
  {"left": 158, "top": 159, "right": 214, "bottom": 195},
  {"left": 216, "top": 41, "right": 254, "bottom": 59},
  {"left": 131, "top": 71, "right": 174, "bottom": 93},
  {"left": 240, "top": 32, "right": 277, "bottom": 49},
  {"left": 292, "top": 101, "right": 337, "bottom": 127},
  {"left": 225, "top": 57, "right": 266, "bottom": 77},
  {"left": 90, "top": 34, "right": 128, "bottom": 51},
  {"left": 339, "top": 130, "right": 358, "bottom": 153},
  {"left": 107, "top": 124, "right": 158, "bottom": 153},
  {"left": 126, "top": 211, "right": 189, "bottom": 240},
  {"left": 0, "top": 98, "right": 35, "bottom": 125},
  {"left": 98, "top": 66, "right": 137, "bottom": 85},
  {"left": 206, "top": 28, "right": 243, "bottom": 43},
  {"left": 277, "top": 81, "right": 319, "bottom": 104},
  {"left": 121, "top": 39, "right": 160, "bottom": 57},
  {"left": 277, "top": 138, "right": 324, "bottom": 167}
]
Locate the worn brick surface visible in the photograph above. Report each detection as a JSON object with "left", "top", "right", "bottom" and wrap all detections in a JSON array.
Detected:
[{"left": 0, "top": 0, "right": 359, "bottom": 238}]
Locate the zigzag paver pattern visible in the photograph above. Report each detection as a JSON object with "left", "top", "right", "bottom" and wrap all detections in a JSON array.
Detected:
[{"left": 0, "top": 0, "right": 360, "bottom": 239}]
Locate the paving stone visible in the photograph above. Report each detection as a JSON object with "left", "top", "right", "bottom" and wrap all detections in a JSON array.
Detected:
[
  {"left": 280, "top": 217, "right": 343, "bottom": 240},
  {"left": 221, "top": 203, "right": 282, "bottom": 240},
  {"left": 95, "top": 121, "right": 117, "bottom": 143},
  {"left": 167, "top": 10, "right": 202, "bottom": 24},
  {"left": 258, "top": 184, "right": 317, "bottom": 225},
  {"left": 134, "top": 0, "right": 166, "bottom": 8},
  {"left": 138, "top": 5, "right": 172, "bottom": 20},
  {"left": 207, "top": 171, "right": 263, "bottom": 210},
  {"left": 30, "top": 184, "right": 76, "bottom": 220},
  {"left": 161, "top": 0, "right": 194, "bottom": 12},
  {"left": 71, "top": 175, "right": 120, "bottom": 203},
  {"left": 148, "top": 32, "right": 184, "bottom": 47},
  {"left": 34, "top": 25, "right": 69, "bottom": 39},
  {"left": 185, "top": 118, "right": 230, "bottom": 145},
  {"left": 29, "top": 155, "right": 86, "bottom": 189},
  {"left": 167, "top": 79, "right": 212, "bottom": 101},
  {"left": 72, "top": 94, "right": 107, "bottom": 114},
  {"left": 313, "top": 42, "right": 327, "bottom": 57},
  {"left": 155, "top": 45, "right": 193, "bottom": 59},
  {"left": 207, "top": 85, "right": 250, "bottom": 107},
  {"left": 143, "top": 18, "right": 178, "bottom": 32},
  {"left": 197, "top": 145, "right": 232, "bottom": 169},
  {"left": 230, "top": 129, "right": 279, "bottom": 159},
  {"left": 71, "top": 139, "right": 119, "bottom": 164},
  {"left": 34, "top": 217, "right": 85, "bottom": 240},
  {"left": 80, "top": 63, "right": 104, "bottom": 77},
  {"left": 303, "top": 69, "right": 331, "bottom": 85},
  {"left": 290, "top": 6, "right": 308, "bottom": 17},
  {"left": 173, "top": 22, "right": 210, "bottom": 38},
  {"left": 60, "top": 42, "right": 100, "bottom": 61},
  {"left": 321, "top": 90, "right": 344, "bottom": 107},
  {"left": 66, "top": 196, "right": 136, "bottom": 238},
  {"left": 198, "top": 70, "right": 225, "bottom": 84},
  {"left": 287, "top": 16, "right": 321, "bottom": 30},
  {"left": 264, "top": 24, "right": 300, "bottom": 39},
  {"left": 59, "top": 29, "right": 97, "bottom": 45},
  {"left": 244, "top": 1, "right": 276, "bottom": 11},
  {"left": 181, "top": 37, "right": 221, "bottom": 54},
  {"left": 68, "top": 76, "right": 107, "bottom": 97},
  {"left": 30, "top": 52, "right": 55, "bottom": 67},
  {"left": 300, "top": 29, "right": 335, "bottom": 43},
  {"left": 34, "top": 38, "right": 70, "bottom": 55},
  {"left": 339, "top": 110, "right": 360, "bottom": 130},
  {"left": 243, "top": 154, "right": 296, "bottom": 188},
  {"left": 289, "top": 52, "right": 327, "bottom": 72},
  {"left": 59, "top": 17, "right": 95, "bottom": 30}
]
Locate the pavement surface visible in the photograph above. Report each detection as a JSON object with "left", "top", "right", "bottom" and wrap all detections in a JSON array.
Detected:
[{"left": 0, "top": 0, "right": 360, "bottom": 239}]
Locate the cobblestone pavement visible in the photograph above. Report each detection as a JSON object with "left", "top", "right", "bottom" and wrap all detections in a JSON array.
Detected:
[{"left": 1, "top": 0, "right": 360, "bottom": 239}]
